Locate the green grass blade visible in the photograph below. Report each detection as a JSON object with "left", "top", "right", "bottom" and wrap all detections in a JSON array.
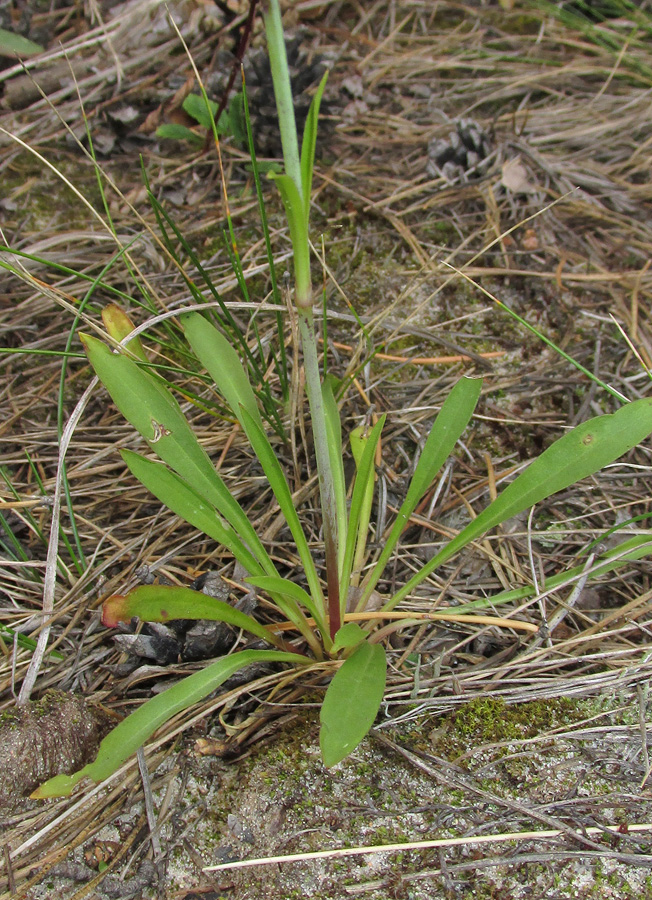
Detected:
[
  {"left": 121, "top": 450, "right": 270, "bottom": 577},
  {"left": 320, "top": 641, "right": 387, "bottom": 767},
  {"left": 241, "top": 76, "right": 288, "bottom": 398},
  {"left": 362, "top": 377, "right": 482, "bottom": 605},
  {"left": 456, "top": 533, "right": 652, "bottom": 612},
  {"left": 24, "top": 453, "right": 83, "bottom": 576},
  {"left": 222, "top": 226, "right": 253, "bottom": 307},
  {"left": 0, "top": 623, "right": 64, "bottom": 659},
  {"left": 447, "top": 262, "right": 628, "bottom": 403},
  {"left": 141, "top": 179, "right": 282, "bottom": 433},
  {"left": 389, "top": 397, "right": 652, "bottom": 609},
  {"left": 217, "top": 237, "right": 283, "bottom": 435},
  {"left": 142, "top": 181, "right": 254, "bottom": 352},
  {"left": 33, "top": 648, "right": 308, "bottom": 797},
  {"left": 585, "top": 511, "right": 652, "bottom": 549},
  {"left": 0, "top": 510, "right": 30, "bottom": 562},
  {"left": 0, "top": 247, "right": 151, "bottom": 314},
  {"left": 0, "top": 469, "right": 38, "bottom": 570}
]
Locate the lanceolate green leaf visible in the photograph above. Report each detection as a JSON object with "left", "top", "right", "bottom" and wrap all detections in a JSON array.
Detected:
[
  {"left": 300, "top": 70, "right": 329, "bottom": 225},
  {"left": 239, "top": 406, "right": 326, "bottom": 617},
  {"left": 101, "top": 584, "right": 281, "bottom": 646},
  {"left": 82, "top": 333, "right": 204, "bottom": 462},
  {"left": 331, "top": 622, "right": 366, "bottom": 653},
  {"left": 227, "top": 92, "right": 247, "bottom": 145},
  {"left": 0, "top": 27, "right": 43, "bottom": 57},
  {"left": 246, "top": 574, "right": 322, "bottom": 623},
  {"left": 81, "top": 334, "right": 272, "bottom": 571},
  {"left": 320, "top": 641, "right": 387, "bottom": 767},
  {"left": 101, "top": 305, "right": 147, "bottom": 362},
  {"left": 362, "top": 376, "right": 482, "bottom": 605},
  {"left": 156, "top": 123, "right": 202, "bottom": 144},
  {"left": 270, "top": 172, "right": 305, "bottom": 249},
  {"left": 33, "top": 649, "right": 308, "bottom": 798},
  {"left": 390, "top": 397, "right": 652, "bottom": 609},
  {"left": 181, "top": 312, "right": 264, "bottom": 432},
  {"left": 482, "top": 397, "right": 652, "bottom": 515},
  {"left": 182, "top": 93, "right": 219, "bottom": 129},
  {"left": 406, "top": 377, "right": 483, "bottom": 502},
  {"left": 269, "top": 172, "right": 311, "bottom": 307},
  {"left": 344, "top": 418, "right": 385, "bottom": 606},
  {"left": 121, "top": 450, "right": 269, "bottom": 578},
  {"left": 246, "top": 574, "right": 326, "bottom": 656},
  {"left": 322, "top": 376, "right": 347, "bottom": 575}
]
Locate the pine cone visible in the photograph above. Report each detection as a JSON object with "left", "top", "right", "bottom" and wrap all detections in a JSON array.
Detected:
[
  {"left": 113, "top": 571, "right": 257, "bottom": 666},
  {"left": 426, "top": 119, "right": 493, "bottom": 183},
  {"left": 207, "top": 33, "right": 331, "bottom": 157}
]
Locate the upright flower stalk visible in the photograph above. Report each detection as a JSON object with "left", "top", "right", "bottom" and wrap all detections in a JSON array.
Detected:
[{"left": 263, "top": 0, "right": 341, "bottom": 638}]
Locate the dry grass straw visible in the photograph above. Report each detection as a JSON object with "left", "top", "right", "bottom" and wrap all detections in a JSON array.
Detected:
[{"left": 1, "top": 0, "right": 652, "bottom": 895}]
